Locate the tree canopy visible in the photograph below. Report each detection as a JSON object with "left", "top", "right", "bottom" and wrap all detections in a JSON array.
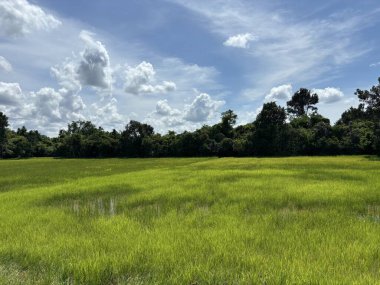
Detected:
[
  {"left": 287, "top": 88, "right": 319, "bottom": 117},
  {"left": 1, "top": 77, "right": 380, "bottom": 158}
]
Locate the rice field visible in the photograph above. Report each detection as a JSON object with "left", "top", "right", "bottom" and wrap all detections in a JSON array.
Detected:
[{"left": 0, "top": 156, "right": 379, "bottom": 284}]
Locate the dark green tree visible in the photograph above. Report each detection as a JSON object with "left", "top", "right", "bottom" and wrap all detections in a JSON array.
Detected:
[
  {"left": 0, "top": 112, "right": 8, "bottom": 158},
  {"left": 355, "top": 77, "right": 380, "bottom": 117},
  {"left": 220, "top": 109, "right": 237, "bottom": 138},
  {"left": 252, "top": 102, "right": 287, "bottom": 156},
  {"left": 354, "top": 78, "right": 380, "bottom": 155},
  {"left": 120, "top": 120, "right": 154, "bottom": 157},
  {"left": 287, "top": 88, "right": 319, "bottom": 117}
]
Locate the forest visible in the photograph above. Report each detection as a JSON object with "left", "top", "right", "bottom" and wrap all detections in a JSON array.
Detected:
[{"left": 1, "top": 77, "right": 379, "bottom": 159}]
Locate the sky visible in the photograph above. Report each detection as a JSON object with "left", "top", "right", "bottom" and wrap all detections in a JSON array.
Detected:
[{"left": 0, "top": 0, "right": 379, "bottom": 136}]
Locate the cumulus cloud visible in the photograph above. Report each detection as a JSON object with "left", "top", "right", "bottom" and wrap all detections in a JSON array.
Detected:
[
  {"left": 184, "top": 93, "right": 225, "bottom": 122},
  {"left": 313, "top": 87, "right": 344, "bottom": 104},
  {"left": 145, "top": 100, "right": 182, "bottom": 130},
  {"left": 0, "top": 0, "right": 61, "bottom": 37},
  {"left": 30, "top": 87, "right": 62, "bottom": 122},
  {"left": 51, "top": 60, "right": 81, "bottom": 92},
  {"left": 59, "top": 88, "right": 86, "bottom": 117},
  {"left": 0, "top": 56, "right": 12, "bottom": 72},
  {"left": 90, "top": 97, "right": 124, "bottom": 128},
  {"left": 223, "top": 33, "right": 256, "bottom": 48},
  {"left": 264, "top": 84, "right": 293, "bottom": 102},
  {"left": 124, "top": 61, "right": 176, "bottom": 95},
  {"left": 156, "top": 99, "right": 181, "bottom": 116},
  {"left": 51, "top": 31, "right": 112, "bottom": 92},
  {"left": 0, "top": 82, "right": 23, "bottom": 106},
  {"left": 77, "top": 31, "right": 112, "bottom": 89},
  {"left": 146, "top": 92, "right": 225, "bottom": 133},
  {"left": 51, "top": 58, "right": 86, "bottom": 122},
  {"left": 0, "top": 31, "right": 127, "bottom": 134},
  {"left": 0, "top": 83, "right": 88, "bottom": 136}
]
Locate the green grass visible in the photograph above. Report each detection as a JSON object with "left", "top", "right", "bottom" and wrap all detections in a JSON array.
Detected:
[{"left": 0, "top": 156, "right": 380, "bottom": 284}]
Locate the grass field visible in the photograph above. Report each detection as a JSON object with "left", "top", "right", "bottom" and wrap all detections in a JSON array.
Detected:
[{"left": 0, "top": 156, "right": 380, "bottom": 284}]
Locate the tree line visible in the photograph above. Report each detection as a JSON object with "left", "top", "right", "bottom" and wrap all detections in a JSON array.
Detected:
[{"left": 1, "top": 77, "right": 380, "bottom": 158}]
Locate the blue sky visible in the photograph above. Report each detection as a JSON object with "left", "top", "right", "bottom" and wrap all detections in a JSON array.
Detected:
[{"left": 0, "top": 0, "right": 379, "bottom": 135}]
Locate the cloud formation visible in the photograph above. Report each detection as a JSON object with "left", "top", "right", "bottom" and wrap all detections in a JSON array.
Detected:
[
  {"left": 313, "top": 87, "right": 344, "bottom": 104},
  {"left": 156, "top": 99, "right": 181, "bottom": 116},
  {"left": 184, "top": 93, "right": 225, "bottom": 122},
  {"left": 124, "top": 61, "right": 176, "bottom": 95},
  {"left": 224, "top": 33, "right": 256, "bottom": 48},
  {"left": 77, "top": 31, "right": 112, "bottom": 89},
  {"left": 0, "top": 81, "right": 87, "bottom": 132},
  {"left": 51, "top": 31, "right": 113, "bottom": 92},
  {"left": 0, "top": 82, "right": 23, "bottom": 106},
  {"left": 264, "top": 84, "right": 293, "bottom": 102},
  {"left": 0, "top": 0, "right": 61, "bottom": 37},
  {"left": 0, "top": 56, "right": 12, "bottom": 72},
  {"left": 90, "top": 97, "right": 124, "bottom": 129},
  {"left": 30, "top": 87, "right": 63, "bottom": 122},
  {"left": 146, "top": 92, "right": 225, "bottom": 133}
]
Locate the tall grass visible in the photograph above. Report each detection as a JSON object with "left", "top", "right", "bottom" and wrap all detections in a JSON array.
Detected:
[{"left": 0, "top": 156, "right": 379, "bottom": 284}]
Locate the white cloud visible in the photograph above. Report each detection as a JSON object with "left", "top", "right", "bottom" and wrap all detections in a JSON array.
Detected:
[
  {"left": 224, "top": 33, "right": 256, "bottom": 48},
  {"left": 313, "top": 87, "right": 344, "bottom": 104},
  {"left": 90, "top": 97, "right": 124, "bottom": 129},
  {"left": 51, "top": 59, "right": 81, "bottom": 92},
  {"left": 77, "top": 31, "right": 112, "bottom": 89},
  {"left": 30, "top": 87, "right": 62, "bottom": 122},
  {"left": 184, "top": 93, "right": 225, "bottom": 122},
  {"left": 0, "top": 82, "right": 23, "bottom": 106},
  {"left": 0, "top": 56, "right": 12, "bottom": 72},
  {"left": 20, "top": 86, "right": 85, "bottom": 128},
  {"left": 264, "top": 84, "right": 293, "bottom": 102},
  {"left": 0, "top": 0, "right": 61, "bottom": 37},
  {"left": 370, "top": 62, "right": 380, "bottom": 67},
  {"left": 156, "top": 99, "right": 181, "bottom": 116},
  {"left": 1, "top": 81, "right": 87, "bottom": 131},
  {"left": 59, "top": 87, "right": 86, "bottom": 119},
  {"left": 145, "top": 92, "right": 225, "bottom": 133},
  {"left": 50, "top": 31, "right": 113, "bottom": 92},
  {"left": 124, "top": 61, "right": 176, "bottom": 95}
]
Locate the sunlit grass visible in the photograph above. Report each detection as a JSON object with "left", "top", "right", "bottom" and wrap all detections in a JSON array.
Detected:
[{"left": 0, "top": 156, "right": 379, "bottom": 284}]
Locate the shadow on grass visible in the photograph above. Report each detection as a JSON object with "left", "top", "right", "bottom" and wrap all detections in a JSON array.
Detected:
[{"left": 363, "top": 155, "right": 380, "bottom": 161}]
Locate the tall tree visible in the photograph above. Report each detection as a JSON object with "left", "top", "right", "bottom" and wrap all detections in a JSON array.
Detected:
[
  {"left": 0, "top": 112, "right": 8, "bottom": 158},
  {"left": 221, "top": 109, "right": 237, "bottom": 129},
  {"left": 220, "top": 109, "right": 237, "bottom": 138},
  {"left": 287, "top": 88, "right": 319, "bottom": 117},
  {"left": 355, "top": 77, "right": 380, "bottom": 155},
  {"left": 120, "top": 120, "right": 154, "bottom": 157},
  {"left": 355, "top": 77, "right": 380, "bottom": 118},
  {"left": 252, "top": 102, "right": 287, "bottom": 156}
]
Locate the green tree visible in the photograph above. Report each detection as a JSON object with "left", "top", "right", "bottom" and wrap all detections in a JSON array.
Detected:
[
  {"left": 252, "top": 102, "right": 287, "bottom": 156},
  {"left": 355, "top": 77, "right": 380, "bottom": 117},
  {"left": 287, "top": 88, "right": 319, "bottom": 117},
  {"left": 220, "top": 109, "right": 237, "bottom": 138},
  {"left": 0, "top": 112, "right": 9, "bottom": 158},
  {"left": 354, "top": 77, "right": 380, "bottom": 155},
  {"left": 120, "top": 120, "right": 154, "bottom": 157}
]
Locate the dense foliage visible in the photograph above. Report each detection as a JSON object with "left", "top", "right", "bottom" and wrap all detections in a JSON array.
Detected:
[{"left": 1, "top": 77, "right": 380, "bottom": 158}]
